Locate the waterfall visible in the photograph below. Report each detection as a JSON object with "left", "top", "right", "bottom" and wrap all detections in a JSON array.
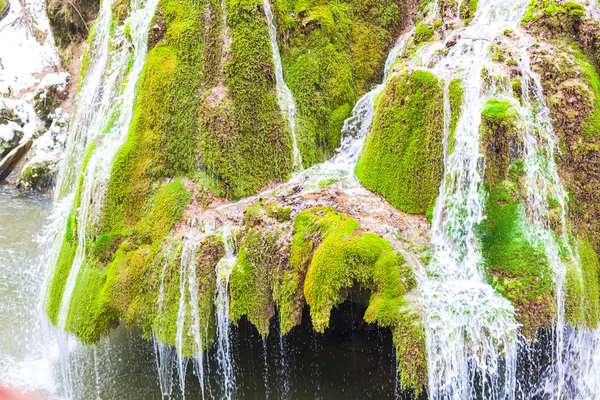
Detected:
[
  {"left": 263, "top": 0, "right": 303, "bottom": 171},
  {"left": 52, "top": 0, "right": 161, "bottom": 330},
  {"left": 415, "top": 0, "right": 532, "bottom": 398},
  {"left": 214, "top": 227, "right": 237, "bottom": 398}
]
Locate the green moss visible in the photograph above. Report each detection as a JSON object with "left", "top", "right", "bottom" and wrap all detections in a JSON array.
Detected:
[
  {"left": 356, "top": 70, "right": 445, "bottom": 214},
  {"left": 481, "top": 98, "right": 520, "bottom": 186},
  {"left": 481, "top": 182, "right": 555, "bottom": 337},
  {"left": 135, "top": 180, "right": 192, "bottom": 244},
  {"left": 101, "top": 0, "right": 207, "bottom": 235},
  {"left": 199, "top": 0, "right": 292, "bottom": 199},
  {"left": 459, "top": 0, "right": 479, "bottom": 22},
  {"left": 288, "top": 207, "right": 426, "bottom": 392},
  {"left": 265, "top": 204, "right": 292, "bottom": 222},
  {"left": 522, "top": 0, "right": 584, "bottom": 30},
  {"left": 243, "top": 202, "right": 264, "bottom": 227},
  {"left": 317, "top": 178, "right": 339, "bottom": 188},
  {"left": 480, "top": 102, "right": 556, "bottom": 337},
  {"left": 511, "top": 78, "right": 523, "bottom": 100},
  {"left": 413, "top": 24, "right": 434, "bottom": 45},
  {"left": 570, "top": 44, "right": 600, "bottom": 139},
  {"left": 565, "top": 238, "right": 600, "bottom": 329},
  {"left": 271, "top": 0, "right": 407, "bottom": 165},
  {"left": 229, "top": 228, "right": 286, "bottom": 337},
  {"left": 448, "top": 78, "right": 464, "bottom": 155},
  {"left": 45, "top": 231, "right": 77, "bottom": 325}
]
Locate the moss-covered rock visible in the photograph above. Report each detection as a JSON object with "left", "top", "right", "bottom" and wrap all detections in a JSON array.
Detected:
[
  {"left": 479, "top": 99, "right": 557, "bottom": 337},
  {"left": 480, "top": 98, "right": 521, "bottom": 185},
  {"left": 16, "top": 161, "right": 55, "bottom": 190},
  {"left": 101, "top": 0, "right": 210, "bottom": 234},
  {"left": 199, "top": 0, "right": 293, "bottom": 199},
  {"left": 292, "top": 207, "right": 426, "bottom": 392},
  {"left": 271, "top": 0, "right": 413, "bottom": 164},
  {"left": 355, "top": 70, "right": 445, "bottom": 215},
  {"left": 529, "top": 40, "right": 600, "bottom": 260},
  {"left": 522, "top": 0, "right": 585, "bottom": 34}
]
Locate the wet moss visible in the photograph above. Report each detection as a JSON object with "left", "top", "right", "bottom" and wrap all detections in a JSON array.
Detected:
[
  {"left": 229, "top": 228, "right": 286, "bottom": 337},
  {"left": 135, "top": 180, "right": 192, "bottom": 244},
  {"left": 271, "top": 0, "right": 410, "bottom": 164},
  {"left": 480, "top": 102, "right": 556, "bottom": 337},
  {"left": 199, "top": 0, "right": 293, "bottom": 199},
  {"left": 459, "top": 0, "right": 479, "bottom": 23},
  {"left": 356, "top": 70, "right": 445, "bottom": 215},
  {"left": 61, "top": 180, "right": 190, "bottom": 342},
  {"left": 481, "top": 98, "right": 520, "bottom": 186},
  {"left": 448, "top": 78, "right": 464, "bottom": 155},
  {"left": 564, "top": 238, "right": 600, "bottom": 329},
  {"left": 413, "top": 24, "right": 434, "bottom": 45},
  {"left": 481, "top": 182, "right": 556, "bottom": 338},
  {"left": 522, "top": 0, "right": 584, "bottom": 32},
  {"left": 45, "top": 225, "right": 77, "bottom": 325},
  {"left": 101, "top": 0, "right": 206, "bottom": 235}
]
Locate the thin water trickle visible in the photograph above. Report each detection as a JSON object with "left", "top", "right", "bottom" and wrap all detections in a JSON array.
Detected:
[
  {"left": 186, "top": 242, "right": 206, "bottom": 400},
  {"left": 215, "top": 227, "right": 237, "bottom": 398},
  {"left": 263, "top": 0, "right": 303, "bottom": 170},
  {"left": 175, "top": 243, "right": 190, "bottom": 399}
]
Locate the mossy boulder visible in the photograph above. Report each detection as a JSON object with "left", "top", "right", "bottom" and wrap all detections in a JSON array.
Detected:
[
  {"left": 356, "top": 70, "right": 445, "bottom": 215},
  {"left": 16, "top": 161, "right": 55, "bottom": 190},
  {"left": 292, "top": 207, "right": 427, "bottom": 393}
]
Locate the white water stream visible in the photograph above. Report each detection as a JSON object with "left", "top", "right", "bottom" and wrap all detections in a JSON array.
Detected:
[
  {"left": 263, "top": 0, "right": 303, "bottom": 171},
  {"left": 214, "top": 227, "right": 237, "bottom": 399},
  {"left": 54, "top": 0, "right": 161, "bottom": 329}
]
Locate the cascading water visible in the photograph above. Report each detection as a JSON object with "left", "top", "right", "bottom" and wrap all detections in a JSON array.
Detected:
[
  {"left": 413, "top": 0, "right": 532, "bottom": 398},
  {"left": 175, "top": 241, "right": 191, "bottom": 398},
  {"left": 410, "top": 0, "right": 600, "bottom": 397},
  {"left": 52, "top": 0, "right": 161, "bottom": 330},
  {"left": 214, "top": 227, "right": 237, "bottom": 398},
  {"left": 263, "top": 0, "right": 303, "bottom": 171},
  {"left": 515, "top": 28, "right": 600, "bottom": 399}
]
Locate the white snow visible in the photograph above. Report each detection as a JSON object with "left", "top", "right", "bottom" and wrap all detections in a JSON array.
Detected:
[{"left": 0, "top": 0, "right": 61, "bottom": 95}]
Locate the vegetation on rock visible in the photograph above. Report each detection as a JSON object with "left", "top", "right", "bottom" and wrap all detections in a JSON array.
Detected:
[
  {"left": 479, "top": 99, "right": 556, "bottom": 337},
  {"left": 271, "top": 0, "right": 414, "bottom": 164},
  {"left": 356, "top": 69, "right": 445, "bottom": 215}
]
